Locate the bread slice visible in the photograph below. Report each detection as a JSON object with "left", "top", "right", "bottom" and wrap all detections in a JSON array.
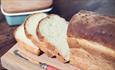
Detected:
[
  {"left": 14, "top": 24, "right": 39, "bottom": 55},
  {"left": 24, "top": 13, "right": 48, "bottom": 46},
  {"left": 37, "top": 14, "right": 70, "bottom": 61}
]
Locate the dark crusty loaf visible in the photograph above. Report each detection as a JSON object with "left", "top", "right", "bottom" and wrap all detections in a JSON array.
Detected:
[{"left": 68, "top": 10, "right": 115, "bottom": 70}]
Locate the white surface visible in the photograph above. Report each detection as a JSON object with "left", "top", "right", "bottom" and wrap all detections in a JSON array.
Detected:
[{"left": 1, "top": 6, "right": 52, "bottom": 16}]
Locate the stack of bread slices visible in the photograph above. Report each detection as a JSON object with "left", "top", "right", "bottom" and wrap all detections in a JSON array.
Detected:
[
  {"left": 14, "top": 10, "right": 115, "bottom": 70},
  {"left": 14, "top": 13, "right": 70, "bottom": 62}
]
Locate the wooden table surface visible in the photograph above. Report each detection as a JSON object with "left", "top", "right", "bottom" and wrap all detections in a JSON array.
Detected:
[
  {"left": 0, "top": 18, "right": 17, "bottom": 70},
  {"left": 1, "top": 44, "right": 80, "bottom": 70}
]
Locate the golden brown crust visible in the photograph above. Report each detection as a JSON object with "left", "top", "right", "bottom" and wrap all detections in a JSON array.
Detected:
[
  {"left": 70, "top": 48, "right": 115, "bottom": 70},
  {"left": 67, "top": 37, "right": 80, "bottom": 48},
  {"left": 68, "top": 11, "right": 115, "bottom": 69},
  {"left": 68, "top": 10, "right": 115, "bottom": 50}
]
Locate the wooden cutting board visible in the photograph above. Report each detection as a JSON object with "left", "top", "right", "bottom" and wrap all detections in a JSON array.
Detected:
[{"left": 1, "top": 43, "right": 80, "bottom": 70}]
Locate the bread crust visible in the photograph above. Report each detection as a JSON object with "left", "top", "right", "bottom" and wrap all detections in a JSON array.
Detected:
[
  {"left": 70, "top": 48, "right": 115, "bottom": 70},
  {"left": 68, "top": 10, "right": 115, "bottom": 50},
  {"left": 68, "top": 10, "right": 115, "bottom": 70},
  {"left": 67, "top": 37, "right": 80, "bottom": 48}
]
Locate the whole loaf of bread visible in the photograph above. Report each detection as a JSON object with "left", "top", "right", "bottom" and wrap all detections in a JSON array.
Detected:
[{"left": 67, "top": 10, "right": 115, "bottom": 70}]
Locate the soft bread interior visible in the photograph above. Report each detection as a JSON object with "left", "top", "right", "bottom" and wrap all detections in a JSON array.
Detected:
[
  {"left": 15, "top": 24, "right": 38, "bottom": 50},
  {"left": 25, "top": 13, "right": 48, "bottom": 42},
  {"left": 76, "top": 38, "right": 115, "bottom": 58},
  {"left": 39, "top": 15, "right": 70, "bottom": 61}
]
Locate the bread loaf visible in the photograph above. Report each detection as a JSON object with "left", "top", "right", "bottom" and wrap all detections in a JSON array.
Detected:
[
  {"left": 14, "top": 11, "right": 115, "bottom": 69},
  {"left": 68, "top": 10, "right": 115, "bottom": 70}
]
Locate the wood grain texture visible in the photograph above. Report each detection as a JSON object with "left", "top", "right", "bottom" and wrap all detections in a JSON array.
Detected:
[
  {"left": 1, "top": 44, "right": 80, "bottom": 70},
  {"left": 0, "top": 20, "right": 17, "bottom": 70}
]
